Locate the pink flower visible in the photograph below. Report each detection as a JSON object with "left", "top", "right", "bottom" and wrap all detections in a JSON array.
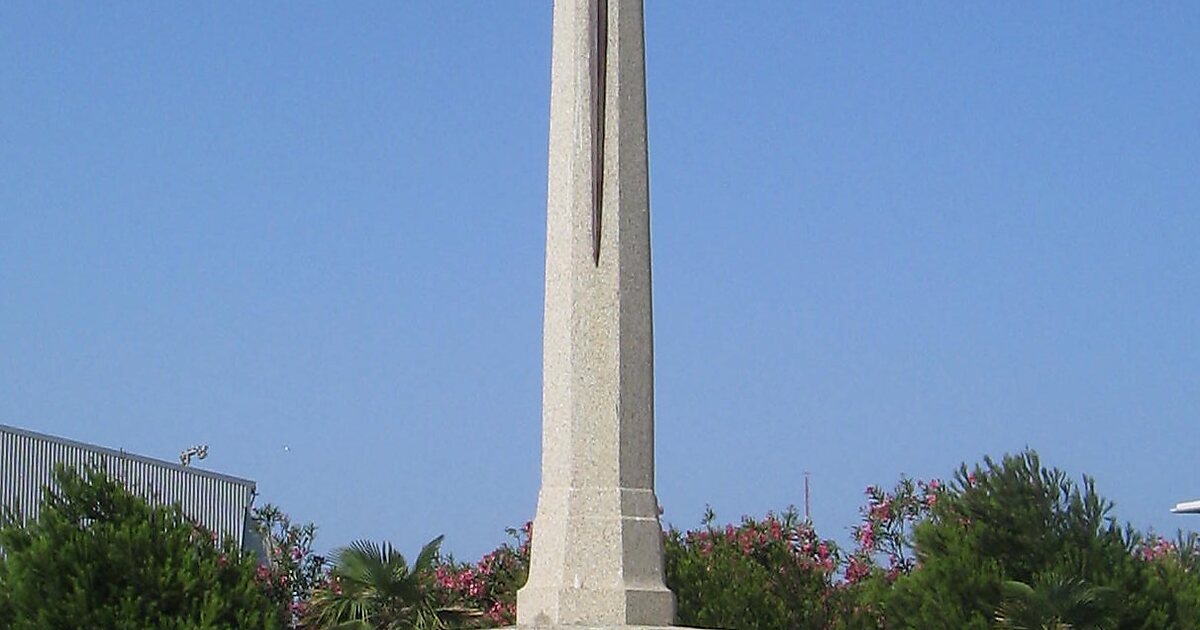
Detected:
[
  {"left": 860, "top": 522, "right": 875, "bottom": 549},
  {"left": 869, "top": 499, "right": 892, "bottom": 521},
  {"left": 846, "top": 557, "right": 870, "bottom": 584},
  {"left": 738, "top": 530, "right": 754, "bottom": 554}
]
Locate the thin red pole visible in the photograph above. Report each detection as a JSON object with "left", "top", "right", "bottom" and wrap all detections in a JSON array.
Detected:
[{"left": 804, "top": 471, "right": 811, "bottom": 522}]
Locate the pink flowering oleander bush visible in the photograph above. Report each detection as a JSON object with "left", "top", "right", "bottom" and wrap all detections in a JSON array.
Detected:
[
  {"left": 433, "top": 522, "right": 530, "bottom": 627},
  {"left": 423, "top": 511, "right": 853, "bottom": 629},
  {"left": 846, "top": 475, "right": 943, "bottom": 586},
  {"left": 1121, "top": 530, "right": 1200, "bottom": 627},
  {"left": 664, "top": 506, "right": 849, "bottom": 629},
  {"left": 250, "top": 504, "right": 326, "bottom": 628}
]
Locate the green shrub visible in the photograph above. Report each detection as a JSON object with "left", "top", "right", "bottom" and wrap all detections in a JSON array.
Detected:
[
  {"left": 0, "top": 464, "right": 281, "bottom": 630},
  {"left": 872, "top": 450, "right": 1200, "bottom": 629},
  {"left": 1116, "top": 532, "right": 1200, "bottom": 629},
  {"left": 665, "top": 507, "right": 843, "bottom": 629}
]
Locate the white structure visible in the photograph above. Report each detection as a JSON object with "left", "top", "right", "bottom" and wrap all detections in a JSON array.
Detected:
[
  {"left": 515, "top": 0, "right": 683, "bottom": 627},
  {"left": 1171, "top": 500, "right": 1200, "bottom": 514}
]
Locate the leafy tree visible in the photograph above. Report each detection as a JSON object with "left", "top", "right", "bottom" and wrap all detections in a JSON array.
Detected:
[
  {"left": 0, "top": 556, "right": 11, "bottom": 628},
  {"left": 307, "top": 536, "right": 467, "bottom": 630},
  {"left": 0, "top": 464, "right": 280, "bottom": 630},
  {"left": 867, "top": 450, "right": 1200, "bottom": 629}
]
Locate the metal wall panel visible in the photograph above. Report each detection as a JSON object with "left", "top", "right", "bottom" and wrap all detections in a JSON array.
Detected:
[{"left": 0, "top": 424, "right": 256, "bottom": 546}]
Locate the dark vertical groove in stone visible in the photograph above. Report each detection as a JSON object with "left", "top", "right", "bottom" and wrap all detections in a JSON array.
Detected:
[{"left": 592, "top": 0, "right": 608, "bottom": 266}]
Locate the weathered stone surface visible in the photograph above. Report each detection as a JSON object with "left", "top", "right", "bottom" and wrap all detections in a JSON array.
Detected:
[
  {"left": 511, "top": 624, "right": 691, "bottom": 628},
  {"left": 514, "top": 0, "right": 676, "bottom": 627}
]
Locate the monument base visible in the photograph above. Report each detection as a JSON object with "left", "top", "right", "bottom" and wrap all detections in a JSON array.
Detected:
[
  {"left": 517, "top": 487, "right": 676, "bottom": 627},
  {"left": 508, "top": 619, "right": 696, "bottom": 624}
]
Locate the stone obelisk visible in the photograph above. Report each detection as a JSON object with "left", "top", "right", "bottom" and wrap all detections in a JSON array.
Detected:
[{"left": 515, "top": 0, "right": 677, "bottom": 627}]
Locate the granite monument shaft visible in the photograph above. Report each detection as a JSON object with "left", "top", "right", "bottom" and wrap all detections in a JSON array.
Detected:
[{"left": 515, "top": 0, "right": 676, "bottom": 626}]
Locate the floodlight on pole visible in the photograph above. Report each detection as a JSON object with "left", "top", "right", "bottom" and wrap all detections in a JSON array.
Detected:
[{"left": 180, "top": 444, "right": 209, "bottom": 467}]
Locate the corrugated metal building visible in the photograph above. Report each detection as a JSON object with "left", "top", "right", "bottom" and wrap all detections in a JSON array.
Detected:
[{"left": 1, "top": 424, "right": 257, "bottom": 546}]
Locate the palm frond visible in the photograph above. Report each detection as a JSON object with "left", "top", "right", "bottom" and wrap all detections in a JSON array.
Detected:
[
  {"left": 995, "top": 573, "right": 1116, "bottom": 630},
  {"left": 309, "top": 536, "right": 453, "bottom": 630},
  {"left": 414, "top": 535, "right": 445, "bottom": 574}
]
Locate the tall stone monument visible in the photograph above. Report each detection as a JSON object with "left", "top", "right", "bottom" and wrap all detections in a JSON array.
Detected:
[{"left": 515, "top": 0, "right": 678, "bottom": 627}]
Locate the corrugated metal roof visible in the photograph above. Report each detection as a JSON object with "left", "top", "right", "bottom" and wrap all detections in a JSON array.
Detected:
[{"left": 1, "top": 424, "right": 256, "bottom": 546}]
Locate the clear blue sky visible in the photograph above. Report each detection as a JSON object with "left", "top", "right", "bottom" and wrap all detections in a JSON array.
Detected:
[{"left": 2, "top": 3, "right": 1197, "bottom": 560}]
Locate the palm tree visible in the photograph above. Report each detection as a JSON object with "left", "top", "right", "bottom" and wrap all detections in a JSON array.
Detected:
[
  {"left": 994, "top": 573, "right": 1116, "bottom": 630},
  {"left": 307, "top": 535, "right": 465, "bottom": 630}
]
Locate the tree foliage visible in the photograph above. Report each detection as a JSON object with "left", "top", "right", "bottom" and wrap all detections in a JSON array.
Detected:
[
  {"left": 0, "top": 464, "right": 280, "bottom": 630},
  {"left": 375, "top": 448, "right": 1200, "bottom": 630},
  {"left": 868, "top": 450, "right": 1200, "bottom": 629},
  {"left": 664, "top": 507, "right": 846, "bottom": 629},
  {"left": 7, "top": 450, "right": 1199, "bottom": 630}
]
